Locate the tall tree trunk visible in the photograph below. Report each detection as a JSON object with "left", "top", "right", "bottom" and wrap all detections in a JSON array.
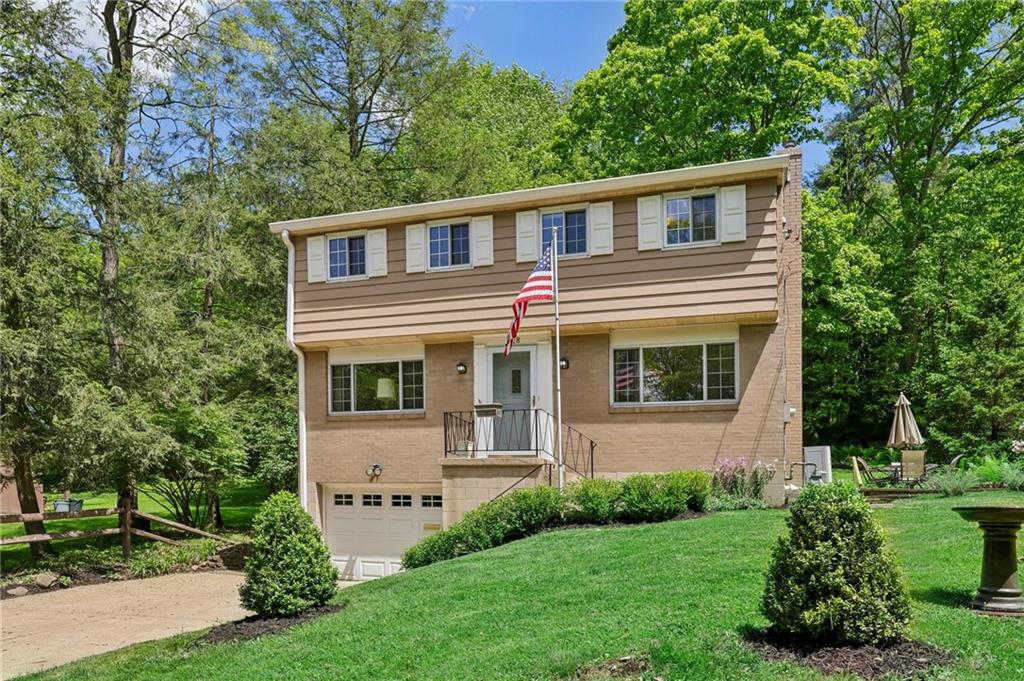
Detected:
[
  {"left": 11, "top": 453, "right": 54, "bottom": 558},
  {"left": 102, "top": 1, "right": 136, "bottom": 511}
]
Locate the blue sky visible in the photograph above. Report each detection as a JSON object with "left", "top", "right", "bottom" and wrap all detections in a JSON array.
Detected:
[{"left": 444, "top": 1, "right": 829, "bottom": 175}]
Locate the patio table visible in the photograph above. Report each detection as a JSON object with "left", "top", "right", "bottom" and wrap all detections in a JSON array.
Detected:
[{"left": 952, "top": 506, "right": 1024, "bottom": 615}]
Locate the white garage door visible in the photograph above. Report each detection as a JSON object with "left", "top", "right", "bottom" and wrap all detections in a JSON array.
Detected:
[{"left": 325, "top": 489, "right": 443, "bottom": 581}]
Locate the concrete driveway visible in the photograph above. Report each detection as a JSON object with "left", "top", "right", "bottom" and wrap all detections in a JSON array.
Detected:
[{"left": 1, "top": 571, "right": 250, "bottom": 679}]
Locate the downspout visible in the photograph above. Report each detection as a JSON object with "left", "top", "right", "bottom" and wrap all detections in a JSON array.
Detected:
[{"left": 280, "top": 230, "right": 308, "bottom": 511}]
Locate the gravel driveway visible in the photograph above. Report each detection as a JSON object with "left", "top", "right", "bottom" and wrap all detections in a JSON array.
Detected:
[{"left": 1, "top": 571, "right": 250, "bottom": 679}]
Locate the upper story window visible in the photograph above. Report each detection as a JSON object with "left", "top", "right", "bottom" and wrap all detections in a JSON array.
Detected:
[
  {"left": 328, "top": 234, "right": 367, "bottom": 280},
  {"left": 665, "top": 194, "right": 716, "bottom": 246},
  {"left": 612, "top": 341, "right": 737, "bottom": 405},
  {"left": 541, "top": 209, "right": 587, "bottom": 256},
  {"left": 429, "top": 223, "right": 470, "bottom": 269},
  {"left": 330, "top": 359, "right": 425, "bottom": 414}
]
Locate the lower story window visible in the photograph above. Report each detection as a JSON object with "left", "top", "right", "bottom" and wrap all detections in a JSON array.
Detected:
[
  {"left": 612, "top": 341, "right": 737, "bottom": 404},
  {"left": 362, "top": 494, "right": 382, "bottom": 507},
  {"left": 421, "top": 494, "right": 442, "bottom": 508},
  {"left": 333, "top": 493, "right": 353, "bottom": 506},
  {"left": 391, "top": 494, "right": 412, "bottom": 508},
  {"left": 330, "top": 359, "right": 425, "bottom": 413}
]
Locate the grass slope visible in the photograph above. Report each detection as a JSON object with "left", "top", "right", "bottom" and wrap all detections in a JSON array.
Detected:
[
  {"left": 21, "top": 491, "right": 1024, "bottom": 681},
  {"left": 1, "top": 482, "right": 269, "bottom": 572}
]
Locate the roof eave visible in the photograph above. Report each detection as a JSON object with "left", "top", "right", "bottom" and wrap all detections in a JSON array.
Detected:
[{"left": 269, "top": 154, "right": 790, "bottom": 235}]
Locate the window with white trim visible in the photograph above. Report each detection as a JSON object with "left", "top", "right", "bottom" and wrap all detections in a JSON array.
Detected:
[
  {"left": 333, "top": 493, "right": 353, "bottom": 506},
  {"left": 328, "top": 234, "right": 367, "bottom": 279},
  {"left": 391, "top": 494, "right": 412, "bottom": 508},
  {"left": 429, "top": 223, "right": 470, "bottom": 269},
  {"left": 541, "top": 209, "right": 587, "bottom": 256},
  {"left": 612, "top": 341, "right": 737, "bottom": 404},
  {"left": 362, "top": 493, "right": 382, "bottom": 507},
  {"left": 665, "top": 194, "right": 716, "bottom": 246},
  {"left": 330, "top": 359, "right": 425, "bottom": 413},
  {"left": 421, "top": 494, "right": 442, "bottom": 508}
]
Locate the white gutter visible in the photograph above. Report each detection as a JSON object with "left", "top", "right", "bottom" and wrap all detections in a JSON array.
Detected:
[
  {"left": 269, "top": 154, "right": 790, "bottom": 235},
  {"left": 280, "top": 230, "right": 308, "bottom": 511}
]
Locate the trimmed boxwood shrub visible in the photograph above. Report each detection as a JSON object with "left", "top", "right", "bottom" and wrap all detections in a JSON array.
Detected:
[
  {"left": 662, "top": 470, "right": 712, "bottom": 512},
  {"left": 616, "top": 472, "right": 711, "bottom": 522},
  {"left": 564, "top": 477, "right": 621, "bottom": 524},
  {"left": 761, "top": 483, "right": 910, "bottom": 644},
  {"left": 402, "top": 486, "right": 564, "bottom": 569},
  {"left": 240, "top": 492, "right": 338, "bottom": 617},
  {"left": 403, "top": 470, "right": 714, "bottom": 570}
]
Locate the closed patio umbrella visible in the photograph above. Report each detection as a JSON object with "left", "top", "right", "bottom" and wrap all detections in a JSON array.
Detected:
[{"left": 887, "top": 392, "right": 924, "bottom": 449}]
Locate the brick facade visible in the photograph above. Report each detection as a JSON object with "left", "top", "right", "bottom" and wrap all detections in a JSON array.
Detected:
[{"left": 297, "top": 153, "right": 803, "bottom": 526}]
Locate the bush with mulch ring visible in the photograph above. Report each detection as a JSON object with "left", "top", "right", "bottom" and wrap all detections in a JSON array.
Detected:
[
  {"left": 743, "top": 629, "right": 952, "bottom": 681},
  {"left": 198, "top": 605, "right": 343, "bottom": 645}
]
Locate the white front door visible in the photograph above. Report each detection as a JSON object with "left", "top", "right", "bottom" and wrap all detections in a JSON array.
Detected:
[
  {"left": 324, "top": 488, "right": 442, "bottom": 581},
  {"left": 491, "top": 350, "right": 532, "bottom": 450}
]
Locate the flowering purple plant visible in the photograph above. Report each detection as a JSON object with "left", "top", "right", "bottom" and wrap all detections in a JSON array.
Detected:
[{"left": 712, "top": 457, "right": 776, "bottom": 500}]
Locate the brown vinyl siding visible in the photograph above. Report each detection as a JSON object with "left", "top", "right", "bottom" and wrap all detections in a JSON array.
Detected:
[{"left": 292, "top": 178, "right": 780, "bottom": 346}]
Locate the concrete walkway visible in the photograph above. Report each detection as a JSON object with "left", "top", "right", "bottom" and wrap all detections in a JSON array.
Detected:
[{"left": 1, "top": 571, "right": 250, "bottom": 679}]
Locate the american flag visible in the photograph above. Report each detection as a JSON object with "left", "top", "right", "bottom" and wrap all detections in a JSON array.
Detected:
[{"left": 504, "top": 245, "right": 554, "bottom": 355}]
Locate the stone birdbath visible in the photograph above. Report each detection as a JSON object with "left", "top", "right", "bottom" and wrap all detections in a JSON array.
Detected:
[{"left": 952, "top": 506, "right": 1024, "bottom": 615}]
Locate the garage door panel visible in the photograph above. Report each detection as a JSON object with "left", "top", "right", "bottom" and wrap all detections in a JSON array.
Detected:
[{"left": 325, "top": 488, "right": 442, "bottom": 581}]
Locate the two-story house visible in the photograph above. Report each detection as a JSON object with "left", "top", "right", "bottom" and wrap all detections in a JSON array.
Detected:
[{"left": 271, "top": 146, "right": 803, "bottom": 580}]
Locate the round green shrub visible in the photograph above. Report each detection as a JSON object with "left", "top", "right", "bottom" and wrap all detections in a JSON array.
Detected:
[
  {"left": 761, "top": 483, "right": 910, "bottom": 644},
  {"left": 616, "top": 474, "right": 684, "bottom": 522},
  {"left": 240, "top": 491, "right": 338, "bottom": 617},
  {"left": 564, "top": 477, "right": 621, "bottom": 524},
  {"left": 662, "top": 470, "right": 712, "bottom": 512}
]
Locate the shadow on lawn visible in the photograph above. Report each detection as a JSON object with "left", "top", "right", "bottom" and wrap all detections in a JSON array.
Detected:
[{"left": 910, "top": 586, "right": 974, "bottom": 609}]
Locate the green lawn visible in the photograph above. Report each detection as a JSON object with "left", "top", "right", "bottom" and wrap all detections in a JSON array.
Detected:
[
  {"left": 20, "top": 491, "right": 1024, "bottom": 681},
  {"left": 1, "top": 482, "right": 270, "bottom": 573}
]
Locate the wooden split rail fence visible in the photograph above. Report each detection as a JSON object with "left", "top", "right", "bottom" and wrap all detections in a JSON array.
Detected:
[{"left": 0, "top": 506, "right": 236, "bottom": 557}]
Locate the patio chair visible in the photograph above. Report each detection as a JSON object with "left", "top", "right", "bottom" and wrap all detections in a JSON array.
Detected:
[
  {"left": 900, "top": 450, "right": 927, "bottom": 488},
  {"left": 854, "top": 457, "right": 892, "bottom": 487}
]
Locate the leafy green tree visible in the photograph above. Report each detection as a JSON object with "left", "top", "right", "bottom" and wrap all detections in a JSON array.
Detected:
[
  {"left": 845, "top": 0, "right": 1024, "bottom": 374},
  {"left": 149, "top": 403, "right": 246, "bottom": 528},
  {"left": 554, "top": 0, "right": 860, "bottom": 177},
  {"left": 810, "top": 0, "right": 1024, "bottom": 454},
  {"left": 393, "top": 63, "right": 566, "bottom": 200},
  {"left": 0, "top": 0, "right": 82, "bottom": 556},
  {"left": 802, "top": 189, "right": 899, "bottom": 442}
]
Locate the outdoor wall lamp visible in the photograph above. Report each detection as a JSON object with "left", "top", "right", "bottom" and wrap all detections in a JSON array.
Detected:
[
  {"left": 559, "top": 357, "right": 570, "bottom": 370},
  {"left": 456, "top": 361, "right": 468, "bottom": 375},
  {"left": 366, "top": 463, "right": 383, "bottom": 479}
]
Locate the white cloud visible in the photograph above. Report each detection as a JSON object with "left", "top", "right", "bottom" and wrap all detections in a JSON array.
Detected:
[{"left": 450, "top": 2, "right": 477, "bottom": 21}]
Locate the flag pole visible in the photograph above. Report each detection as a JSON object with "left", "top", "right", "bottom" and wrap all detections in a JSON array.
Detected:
[{"left": 552, "top": 225, "right": 564, "bottom": 489}]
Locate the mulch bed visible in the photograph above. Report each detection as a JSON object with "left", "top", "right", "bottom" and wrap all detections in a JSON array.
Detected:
[
  {"left": 744, "top": 629, "right": 953, "bottom": 680},
  {"left": 197, "top": 605, "right": 344, "bottom": 645}
]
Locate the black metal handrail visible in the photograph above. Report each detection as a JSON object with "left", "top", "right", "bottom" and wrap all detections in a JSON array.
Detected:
[{"left": 442, "top": 408, "right": 595, "bottom": 478}]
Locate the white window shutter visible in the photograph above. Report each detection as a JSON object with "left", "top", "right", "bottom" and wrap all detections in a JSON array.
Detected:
[
  {"left": 637, "top": 195, "right": 663, "bottom": 251},
  {"left": 516, "top": 210, "right": 539, "bottom": 262},
  {"left": 588, "top": 201, "right": 614, "bottom": 256},
  {"left": 471, "top": 215, "right": 494, "bottom": 267},
  {"left": 367, "top": 228, "right": 388, "bottom": 277},
  {"left": 306, "top": 235, "right": 326, "bottom": 283},
  {"left": 720, "top": 185, "right": 747, "bottom": 243},
  {"left": 405, "top": 223, "right": 426, "bottom": 273}
]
